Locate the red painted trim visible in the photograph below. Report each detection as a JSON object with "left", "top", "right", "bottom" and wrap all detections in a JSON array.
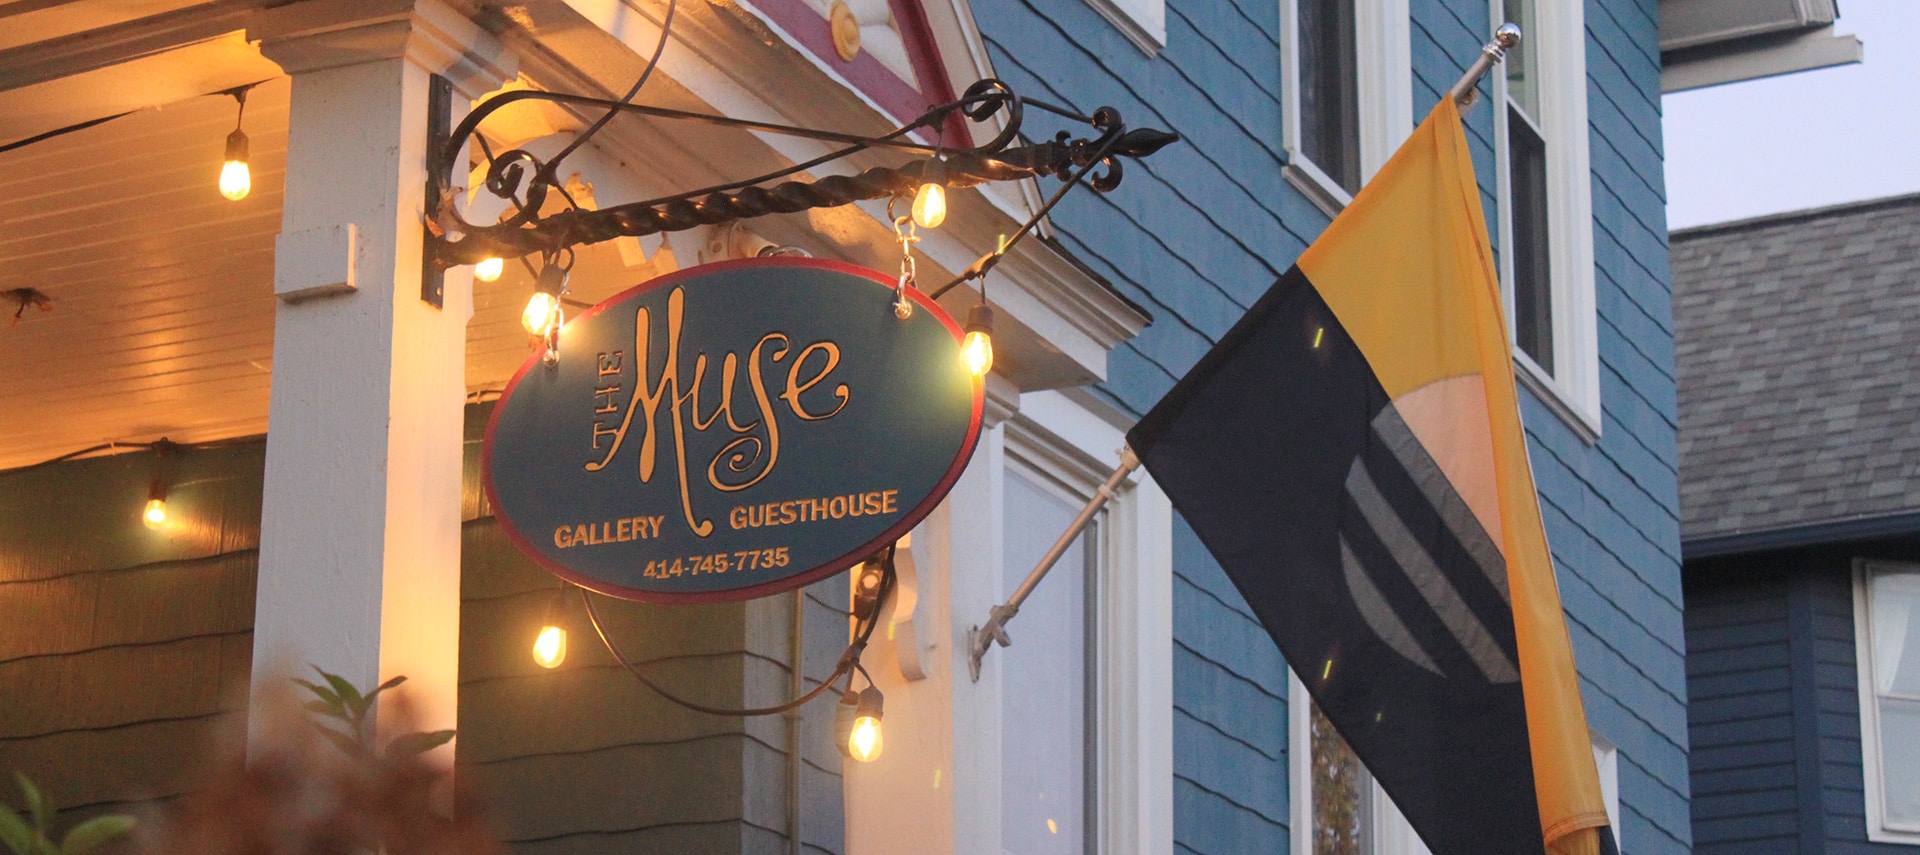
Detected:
[
  {"left": 482, "top": 257, "right": 985, "bottom": 604},
  {"left": 742, "top": 0, "right": 969, "bottom": 143}
]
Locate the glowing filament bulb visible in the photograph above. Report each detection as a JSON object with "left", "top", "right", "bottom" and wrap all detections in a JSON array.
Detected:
[
  {"left": 522, "top": 290, "right": 560, "bottom": 336},
  {"left": 474, "top": 257, "right": 505, "bottom": 282},
  {"left": 532, "top": 624, "right": 566, "bottom": 669},
  {"left": 143, "top": 498, "right": 167, "bottom": 529},
  {"left": 961, "top": 303, "right": 994, "bottom": 378},
  {"left": 911, "top": 182, "right": 947, "bottom": 229},
  {"left": 219, "top": 129, "right": 251, "bottom": 201},
  {"left": 848, "top": 713, "right": 883, "bottom": 762}
]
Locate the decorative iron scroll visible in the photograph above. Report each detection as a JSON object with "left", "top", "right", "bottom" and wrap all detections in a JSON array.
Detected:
[{"left": 425, "top": 79, "right": 1179, "bottom": 269}]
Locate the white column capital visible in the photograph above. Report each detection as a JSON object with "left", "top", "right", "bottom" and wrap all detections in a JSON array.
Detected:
[
  {"left": 982, "top": 373, "right": 1021, "bottom": 428},
  {"left": 249, "top": 0, "right": 515, "bottom": 97}
]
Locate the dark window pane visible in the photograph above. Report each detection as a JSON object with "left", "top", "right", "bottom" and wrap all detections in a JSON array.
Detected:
[
  {"left": 1299, "top": 0, "right": 1359, "bottom": 193},
  {"left": 1508, "top": 107, "right": 1553, "bottom": 374}
]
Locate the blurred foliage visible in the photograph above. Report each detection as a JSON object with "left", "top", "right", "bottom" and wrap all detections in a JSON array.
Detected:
[{"left": 0, "top": 773, "right": 135, "bottom": 855}]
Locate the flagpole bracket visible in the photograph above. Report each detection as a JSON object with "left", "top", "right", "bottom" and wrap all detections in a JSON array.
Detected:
[{"left": 966, "top": 446, "right": 1141, "bottom": 682}]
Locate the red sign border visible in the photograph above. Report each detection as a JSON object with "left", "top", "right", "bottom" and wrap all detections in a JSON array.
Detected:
[{"left": 482, "top": 257, "right": 986, "bottom": 604}]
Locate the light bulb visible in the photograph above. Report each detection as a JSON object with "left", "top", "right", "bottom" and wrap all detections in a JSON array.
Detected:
[
  {"left": 848, "top": 713, "right": 883, "bottom": 762},
  {"left": 962, "top": 329, "right": 993, "bottom": 377},
  {"left": 474, "top": 257, "right": 505, "bottom": 282},
  {"left": 219, "top": 129, "right": 251, "bottom": 201},
  {"left": 911, "top": 182, "right": 947, "bottom": 229},
  {"left": 522, "top": 290, "right": 560, "bottom": 336},
  {"left": 143, "top": 498, "right": 167, "bottom": 529},
  {"left": 532, "top": 624, "right": 567, "bottom": 669},
  {"left": 961, "top": 303, "right": 994, "bottom": 377}
]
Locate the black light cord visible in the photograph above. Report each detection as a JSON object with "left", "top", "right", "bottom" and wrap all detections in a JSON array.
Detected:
[
  {"left": 926, "top": 127, "right": 1126, "bottom": 301},
  {"left": 543, "top": 0, "right": 678, "bottom": 179},
  {"left": 0, "top": 436, "right": 260, "bottom": 480},
  {"left": 580, "top": 544, "right": 896, "bottom": 717}
]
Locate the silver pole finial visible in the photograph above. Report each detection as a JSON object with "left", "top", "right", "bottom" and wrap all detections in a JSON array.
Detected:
[{"left": 1450, "top": 23, "right": 1523, "bottom": 110}]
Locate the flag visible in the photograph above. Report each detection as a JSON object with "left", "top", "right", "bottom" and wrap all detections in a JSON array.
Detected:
[{"left": 1126, "top": 98, "right": 1615, "bottom": 855}]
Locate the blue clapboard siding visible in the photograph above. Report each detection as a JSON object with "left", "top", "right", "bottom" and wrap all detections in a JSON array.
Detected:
[
  {"left": 971, "top": 0, "right": 1682, "bottom": 851},
  {"left": 1684, "top": 562, "right": 1800, "bottom": 853},
  {"left": 1685, "top": 547, "right": 1920, "bottom": 855}
]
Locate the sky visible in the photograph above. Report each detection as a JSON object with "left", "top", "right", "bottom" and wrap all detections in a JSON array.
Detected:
[{"left": 1661, "top": 0, "right": 1920, "bottom": 230}]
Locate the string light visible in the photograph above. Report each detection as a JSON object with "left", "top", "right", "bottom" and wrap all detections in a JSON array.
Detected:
[
  {"left": 143, "top": 482, "right": 167, "bottom": 529},
  {"left": 142, "top": 439, "right": 177, "bottom": 530},
  {"left": 961, "top": 303, "right": 994, "bottom": 377},
  {"left": 218, "top": 88, "right": 252, "bottom": 201},
  {"left": 532, "top": 588, "right": 570, "bottom": 669},
  {"left": 910, "top": 158, "right": 947, "bottom": 229},
  {"left": 837, "top": 686, "right": 885, "bottom": 762},
  {"left": 474, "top": 257, "right": 505, "bottom": 282},
  {"left": 522, "top": 263, "right": 567, "bottom": 337}
]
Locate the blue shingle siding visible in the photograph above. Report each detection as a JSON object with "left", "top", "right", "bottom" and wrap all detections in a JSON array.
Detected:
[
  {"left": 1685, "top": 549, "right": 1920, "bottom": 854},
  {"left": 973, "top": 0, "right": 1679, "bottom": 850}
]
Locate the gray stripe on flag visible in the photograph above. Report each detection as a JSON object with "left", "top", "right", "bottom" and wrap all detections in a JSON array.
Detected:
[
  {"left": 1345, "top": 457, "right": 1521, "bottom": 684},
  {"left": 1370, "top": 406, "right": 1510, "bottom": 603},
  {"left": 1341, "top": 536, "right": 1445, "bottom": 677}
]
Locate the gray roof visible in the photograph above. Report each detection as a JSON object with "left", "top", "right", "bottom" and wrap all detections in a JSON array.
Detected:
[{"left": 1675, "top": 192, "right": 1920, "bottom": 546}]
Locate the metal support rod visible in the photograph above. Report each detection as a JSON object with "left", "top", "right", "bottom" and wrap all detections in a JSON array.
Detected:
[
  {"left": 967, "top": 446, "right": 1141, "bottom": 682},
  {"left": 1449, "top": 23, "right": 1523, "bottom": 110}
]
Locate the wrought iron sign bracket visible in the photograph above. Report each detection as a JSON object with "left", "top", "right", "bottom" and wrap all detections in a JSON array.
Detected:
[{"left": 421, "top": 78, "right": 1178, "bottom": 297}]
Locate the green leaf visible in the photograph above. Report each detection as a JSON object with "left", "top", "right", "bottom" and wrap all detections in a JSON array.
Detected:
[
  {"left": 0, "top": 807, "right": 35, "bottom": 855},
  {"left": 316, "top": 726, "right": 366, "bottom": 757},
  {"left": 382, "top": 730, "right": 455, "bottom": 760},
  {"left": 10, "top": 775, "right": 47, "bottom": 838},
  {"left": 316, "top": 669, "right": 368, "bottom": 723},
  {"left": 59, "top": 816, "right": 133, "bottom": 855},
  {"left": 33, "top": 838, "right": 57, "bottom": 855},
  {"left": 291, "top": 679, "right": 345, "bottom": 719},
  {"left": 364, "top": 675, "right": 406, "bottom": 705}
]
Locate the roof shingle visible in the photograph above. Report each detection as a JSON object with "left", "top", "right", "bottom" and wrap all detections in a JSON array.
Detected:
[{"left": 1674, "top": 193, "right": 1920, "bottom": 542}]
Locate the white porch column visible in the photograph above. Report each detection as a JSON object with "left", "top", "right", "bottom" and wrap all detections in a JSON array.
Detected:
[
  {"left": 245, "top": 0, "right": 512, "bottom": 755},
  {"left": 844, "top": 376, "right": 1021, "bottom": 854}
]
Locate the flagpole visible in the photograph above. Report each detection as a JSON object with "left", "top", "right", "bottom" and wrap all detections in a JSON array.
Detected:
[
  {"left": 967, "top": 446, "right": 1140, "bottom": 682},
  {"left": 1449, "top": 22, "right": 1523, "bottom": 110}
]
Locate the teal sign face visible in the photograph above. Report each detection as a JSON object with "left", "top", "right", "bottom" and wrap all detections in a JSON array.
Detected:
[{"left": 484, "top": 258, "right": 984, "bottom": 602}]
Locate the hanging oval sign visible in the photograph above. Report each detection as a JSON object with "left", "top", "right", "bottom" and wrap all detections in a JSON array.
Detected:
[{"left": 484, "top": 258, "right": 984, "bottom": 603}]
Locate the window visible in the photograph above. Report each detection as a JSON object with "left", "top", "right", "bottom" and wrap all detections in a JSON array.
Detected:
[
  {"left": 1291, "top": 671, "right": 1623, "bottom": 854},
  {"left": 1856, "top": 561, "right": 1920, "bottom": 844},
  {"left": 1489, "top": 0, "right": 1600, "bottom": 435},
  {"left": 1280, "top": 0, "right": 1411, "bottom": 213},
  {"left": 1000, "top": 460, "right": 1099, "bottom": 853},
  {"left": 1289, "top": 672, "right": 1431, "bottom": 855},
  {"left": 1081, "top": 0, "right": 1166, "bottom": 55}
]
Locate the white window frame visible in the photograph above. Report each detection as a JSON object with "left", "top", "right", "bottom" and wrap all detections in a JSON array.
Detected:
[
  {"left": 1289, "top": 670, "right": 1622, "bottom": 854},
  {"left": 1854, "top": 559, "right": 1920, "bottom": 845},
  {"left": 1489, "top": 0, "right": 1601, "bottom": 438},
  {"left": 1001, "top": 390, "right": 1175, "bottom": 854},
  {"left": 1080, "top": 0, "right": 1166, "bottom": 56},
  {"left": 1279, "top": 0, "right": 1412, "bottom": 215},
  {"left": 1591, "top": 732, "right": 1621, "bottom": 849},
  {"left": 1288, "top": 670, "right": 1432, "bottom": 855}
]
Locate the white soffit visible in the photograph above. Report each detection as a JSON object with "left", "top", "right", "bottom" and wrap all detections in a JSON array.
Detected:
[{"left": 0, "top": 78, "right": 291, "bottom": 471}]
